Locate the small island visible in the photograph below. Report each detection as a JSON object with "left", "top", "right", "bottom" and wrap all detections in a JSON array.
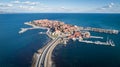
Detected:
[
  {"left": 20, "top": 19, "right": 118, "bottom": 46},
  {"left": 27, "top": 19, "right": 90, "bottom": 39},
  {"left": 19, "top": 19, "right": 119, "bottom": 67}
]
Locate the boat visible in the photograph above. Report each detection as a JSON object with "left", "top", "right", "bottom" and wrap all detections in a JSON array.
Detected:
[
  {"left": 109, "top": 39, "right": 115, "bottom": 46},
  {"left": 106, "top": 37, "right": 115, "bottom": 46},
  {"left": 72, "top": 38, "right": 76, "bottom": 41}
]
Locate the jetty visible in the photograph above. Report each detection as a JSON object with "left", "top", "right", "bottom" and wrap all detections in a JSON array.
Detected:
[
  {"left": 79, "top": 27, "right": 119, "bottom": 34},
  {"left": 90, "top": 36, "right": 103, "bottom": 39},
  {"left": 79, "top": 39, "right": 115, "bottom": 46},
  {"left": 18, "top": 27, "right": 40, "bottom": 34},
  {"left": 19, "top": 22, "right": 48, "bottom": 34}
]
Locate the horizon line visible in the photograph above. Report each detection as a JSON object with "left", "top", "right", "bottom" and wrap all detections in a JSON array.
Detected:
[{"left": 1, "top": 12, "right": 120, "bottom": 14}]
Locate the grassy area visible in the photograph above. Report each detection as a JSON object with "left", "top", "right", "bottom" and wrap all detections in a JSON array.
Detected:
[{"left": 51, "top": 34, "right": 58, "bottom": 38}]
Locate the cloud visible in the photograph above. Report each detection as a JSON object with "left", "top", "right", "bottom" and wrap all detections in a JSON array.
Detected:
[
  {"left": 61, "top": 7, "right": 66, "bottom": 9},
  {"left": 110, "top": 3, "right": 114, "bottom": 6},
  {"left": 11, "top": 0, "right": 39, "bottom": 6},
  {"left": 11, "top": 1, "right": 20, "bottom": 4},
  {"left": 105, "top": 2, "right": 114, "bottom": 8},
  {"left": 94, "top": 2, "right": 120, "bottom": 13},
  {"left": 7, "top": 4, "right": 13, "bottom": 7},
  {"left": 22, "top": 1, "right": 39, "bottom": 5},
  {"left": 18, "top": 5, "right": 35, "bottom": 10},
  {"left": 0, "top": 0, "right": 42, "bottom": 12},
  {"left": 0, "top": 0, "right": 83, "bottom": 13},
  {"left": 57, "top": 6, "right": 73, "bottom": 12},
  {"left": 0, "top": 3, "right": 13, "bottom": 7},
  {"left": 97, "top": 2, "right": 115, "bottom": 10}
]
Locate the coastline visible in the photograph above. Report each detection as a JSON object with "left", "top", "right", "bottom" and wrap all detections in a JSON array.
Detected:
[
  {"left": 25, "top": 22, "right": 54, "bottom": 39},
  {"left": 19, "top": 20, "right": 118, "bottom": 47},
  {"left": 19, "top": 19, "right": 119, "bottom": 67}
]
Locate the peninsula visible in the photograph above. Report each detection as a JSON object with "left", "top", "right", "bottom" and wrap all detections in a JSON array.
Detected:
[{"left": 19, "top": 19, "right": 119, "bottom": 67}]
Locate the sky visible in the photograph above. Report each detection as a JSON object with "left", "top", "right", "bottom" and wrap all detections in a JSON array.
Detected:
[{"left": 0, "top": 0, "right": 120, "bottom": 13}]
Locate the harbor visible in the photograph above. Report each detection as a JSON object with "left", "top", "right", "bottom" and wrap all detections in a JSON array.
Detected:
[
  {"left": 18, "top": 19, "right": 118, "bottom": 67},
  {"left": 19, "top": 19, "right": 117, "bottom": 48}
]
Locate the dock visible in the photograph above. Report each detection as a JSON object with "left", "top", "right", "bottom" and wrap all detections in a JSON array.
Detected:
[
  {"left": 79, "top": 40, "right": 115, "bottom": 46},
  {"left": 90, "top": 36, "right": 103, "bottom": 39},
  {"left": 79, "top": 26, "right": 119, "bottom": 34}
]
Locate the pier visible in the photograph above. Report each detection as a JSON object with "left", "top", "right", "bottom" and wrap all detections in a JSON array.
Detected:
[
  {"left": 18, "top": 28, "right": 40, "bottom": 34},
  {"left": 79, "top": 40, "right": 115, "bottom": 46},
  {"left": 90, "top": 36, "right": 103, "bottom": 39},
  {"left": 19, "top": 22, "right": 49, "bottom": 34},
  {"left": 79, "top": 27, "right": 119, "bottom": 34}
]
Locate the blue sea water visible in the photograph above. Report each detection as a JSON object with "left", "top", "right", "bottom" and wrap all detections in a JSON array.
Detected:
[{"left": 0, "top": 13, "right": 120, "bottom": 67}]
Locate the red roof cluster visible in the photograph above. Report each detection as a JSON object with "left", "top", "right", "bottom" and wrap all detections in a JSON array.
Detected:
[{"left": 32, "top": 19, "right": 90, "bottom": 39}]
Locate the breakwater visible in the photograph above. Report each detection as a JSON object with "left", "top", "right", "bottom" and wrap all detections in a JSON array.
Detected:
[
  {"left": 79, "top": 27, "right": 119, "bottom": 34},
  {"left": 31, "top": 37, "right": 61, "bottom": 67}
]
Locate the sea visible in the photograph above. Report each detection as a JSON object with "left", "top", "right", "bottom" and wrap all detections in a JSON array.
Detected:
[{"left": 0, "top": 13, "right": 120, "bottom": 67}]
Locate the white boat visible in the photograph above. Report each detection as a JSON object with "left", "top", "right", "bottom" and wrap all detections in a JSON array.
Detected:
[
  {"left": 106, "top": 37, "right": 115, "bottom": 46},
  {"left": 109, "top": 39, "right": 115, "bottom": 46},
  {"left": 72, "top": 38, "right": 76, "bottom": 41}
]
